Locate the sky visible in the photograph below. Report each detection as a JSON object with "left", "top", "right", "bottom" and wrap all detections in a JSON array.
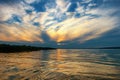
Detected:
[{"left": 0, "top": 0, "right": 120, "bottom": 48}]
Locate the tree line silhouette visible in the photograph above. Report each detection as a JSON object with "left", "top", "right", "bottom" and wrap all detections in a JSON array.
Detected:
[{"left": 0, "top": 44, "right": 55, "bottom": 53}]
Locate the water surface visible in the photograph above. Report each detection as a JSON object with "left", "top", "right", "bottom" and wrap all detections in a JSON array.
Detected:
[{"left": 0, "top": 49, "right": 120, "bottom": 80}]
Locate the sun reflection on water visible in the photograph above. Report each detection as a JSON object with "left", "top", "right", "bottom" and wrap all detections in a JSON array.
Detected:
[{"left": 0, "top": 49, "right": 120, "bottom": 80}]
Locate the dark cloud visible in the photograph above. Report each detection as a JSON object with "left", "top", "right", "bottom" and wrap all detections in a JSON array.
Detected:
[
  {"left": 104, "top": 0, "right": 120, "bottom": 8},
  {"left": 0, "top": 0, "right": 21, "bottom": 4}
]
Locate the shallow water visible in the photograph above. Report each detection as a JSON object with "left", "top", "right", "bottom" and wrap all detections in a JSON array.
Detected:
[{"left": 0, "top": 49, "right": 120, "bottom": 80}]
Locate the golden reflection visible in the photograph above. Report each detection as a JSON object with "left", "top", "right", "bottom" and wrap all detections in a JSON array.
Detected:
[
  {"left": 56, "top": 49, "right": 66, "bottom": 69},
  {"left": 0, "top": 49, "right": 120, "bottom": 80},
  {"left": 0, "top": 52, "right": 42, "bottom": 69},
  {"left": 0, "top": 51, "right": 43, "bottom": 80},
  {"left": 48, "top": 49, "right": 120, "bottom": 79},
  {"left": 56, "top": 49, "right": 63, "bottom": 61}
]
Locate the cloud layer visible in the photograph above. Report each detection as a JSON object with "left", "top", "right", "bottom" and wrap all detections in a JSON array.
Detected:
[{"left": 0, "top": 0, "right": 120, "bottom": 47}]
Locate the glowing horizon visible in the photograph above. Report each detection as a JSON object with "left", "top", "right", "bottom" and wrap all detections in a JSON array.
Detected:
[{"left": 0, "top": 0, "right": 120, "bottom": 48}]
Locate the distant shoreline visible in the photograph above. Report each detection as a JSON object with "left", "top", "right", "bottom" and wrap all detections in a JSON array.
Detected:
[
  {"left": 0, "top": 44, "right": 56, "bottom": 53},
  {"left": 56, "top": 47, "right": 120, "bottom": 49},
  {"left": 0, "top": 44, "right": 120, "bottom": 53}
]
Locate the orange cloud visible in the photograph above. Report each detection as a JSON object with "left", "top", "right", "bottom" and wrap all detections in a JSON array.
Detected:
[
  {"left": 46, "top": 16, "right": 117, "bottom": 43},
  {"left": 0, "top": 24, "right": 43, "bottom": 42}
]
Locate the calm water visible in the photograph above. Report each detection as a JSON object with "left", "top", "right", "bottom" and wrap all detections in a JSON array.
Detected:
[{"left": 0, "top": 49, "right": 120, "bottom": 80}]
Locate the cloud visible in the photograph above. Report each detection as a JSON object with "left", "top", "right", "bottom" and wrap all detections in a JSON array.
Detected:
[
  {"left": 56, "top": 0, "right": 71, "bottom": 12},
  {"left": 86, "top": 7, "right": 118, "bottom": 17},
  {"left": 81, "top": 0, "right": 92, "bottom": 3},
  {"left": 46, "top": 15, "right": 118, "bottom": 43},
  {"left": 0, "top": 23, "right": 43, "bottom": 42},
  {"left": 0, "top": 1, "right": 34, "bottom": 22},
  {"left": 23, "top": 11, "right": 37, "bottom": 23},
  {"left": 0, "top": 0, "right": 120, "bottom": 47},
  {"left": 24, "top": 0, "right": 41, "bottom": 4}
]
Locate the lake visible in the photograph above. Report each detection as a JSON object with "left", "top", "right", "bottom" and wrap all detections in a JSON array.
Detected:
[{"left": 0, "top": 49, "right": 120, "bottom": 80}]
